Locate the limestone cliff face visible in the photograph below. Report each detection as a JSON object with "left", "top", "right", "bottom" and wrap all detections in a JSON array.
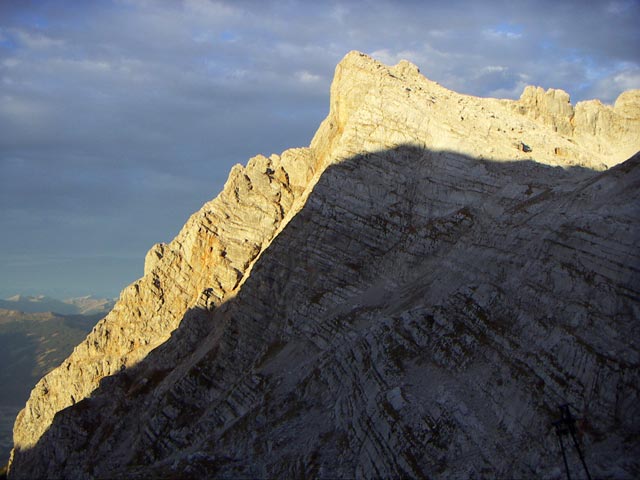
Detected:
[
  {"left": 516, "top": 85, "right": 640, "bottom": 162},
  {"left": 9, "top": 52, "right": 640, "bottom": 479},
  {"left": 11, "top": 146, "right": 318, "bottom": 453},
  {"left": 310, "top": 52, "right": 639, "bottom": 171}
]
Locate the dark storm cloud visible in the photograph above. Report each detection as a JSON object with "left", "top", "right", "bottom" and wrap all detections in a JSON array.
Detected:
[{"left": 0, "top": 0, "right": 638, "bottom": 297}]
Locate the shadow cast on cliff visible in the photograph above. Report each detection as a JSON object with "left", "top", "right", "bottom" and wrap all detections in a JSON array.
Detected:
[{"left": 9, "top": 145, "right": 640, "bottom": 479}]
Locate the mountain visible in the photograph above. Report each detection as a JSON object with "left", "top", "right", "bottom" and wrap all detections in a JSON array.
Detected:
[
  {"left": 0, "top": 309, "right": 103, "bottom": 466},
  {"left": 0, "top": 295, "right": 115, "bottom": 316},
  {"left": 8, "top": 52, "right": 640, "bottom": 479}
]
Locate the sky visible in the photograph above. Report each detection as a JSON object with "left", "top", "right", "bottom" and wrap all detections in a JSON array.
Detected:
[{"left": 0, "top": 0, "right": 639, "bottom": 299}]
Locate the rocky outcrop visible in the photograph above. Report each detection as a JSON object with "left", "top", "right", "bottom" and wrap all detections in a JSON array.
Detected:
[
  {"left": 516, "top": 85, "right": 575, "bottom": 136},
  {"left": 9, "top": 51, "right": 640, "bottom": 479},
  {"left": 514, "top": 85, "right": 640, "bottom": 165},
  {"left": 10, "top": 146, "right": 318, "bottom": 454}
]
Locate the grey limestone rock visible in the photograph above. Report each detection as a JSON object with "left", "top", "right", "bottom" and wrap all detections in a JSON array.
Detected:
[{"left": 8, "top": 51, "right": 640, "bottom": 479}]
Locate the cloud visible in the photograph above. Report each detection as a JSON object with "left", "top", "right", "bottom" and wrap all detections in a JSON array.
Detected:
[
  {"left": 605, "top": 0, "right": 637, "bottom": 15},
  {"left": 296, "top": 70, "right": 322, "bottom": 84},
  {"left": 587, "top": 63, "right": 640, "bottom": 104},
  {"left": 12, "top": 28, "right": 65, "bottom": 49},
  {"left": 0, "top": 0, "right": 638, "bottom": 297},
  {"left": 483, "top": 24, "right": 523, "bottom": 40}
]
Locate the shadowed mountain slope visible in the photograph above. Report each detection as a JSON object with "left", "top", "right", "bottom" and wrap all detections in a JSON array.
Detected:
[
  {"left": 8, "top": 51, "right": 640, "bottom": 479},
  {"left": 10, "top": 148, "right": 640, "bottom": 479}
]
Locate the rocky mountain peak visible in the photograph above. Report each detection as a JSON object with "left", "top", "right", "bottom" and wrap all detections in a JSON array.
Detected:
[
  {"left": 313, "top": 51, "right": 639, "bottom": 173},
  {"left": 8, "top": 52, "right": 640, "bottom": 479},
  {"left": 614, "top": 89, "right": 640, "bottom": 118}
]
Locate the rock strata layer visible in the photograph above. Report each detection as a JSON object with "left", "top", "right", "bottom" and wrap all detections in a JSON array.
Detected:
[
  {"left": 11, "top": 146, "right": 318, "bottom": 453},
  {"left": 9, "top": 52, "right": 640, "bottom": 479}
]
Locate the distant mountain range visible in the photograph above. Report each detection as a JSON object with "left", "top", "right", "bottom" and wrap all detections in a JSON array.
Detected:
[
  {"left": 0, "top": 295, "right": 115, "bottom": 316},
  {"left": 0, "top": 297, "right": 110, "bottom": 467}
]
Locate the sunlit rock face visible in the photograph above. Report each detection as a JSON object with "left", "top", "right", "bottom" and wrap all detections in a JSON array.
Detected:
[{"left": 9, "top": 52, "right": 640, "bottom": 479}]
